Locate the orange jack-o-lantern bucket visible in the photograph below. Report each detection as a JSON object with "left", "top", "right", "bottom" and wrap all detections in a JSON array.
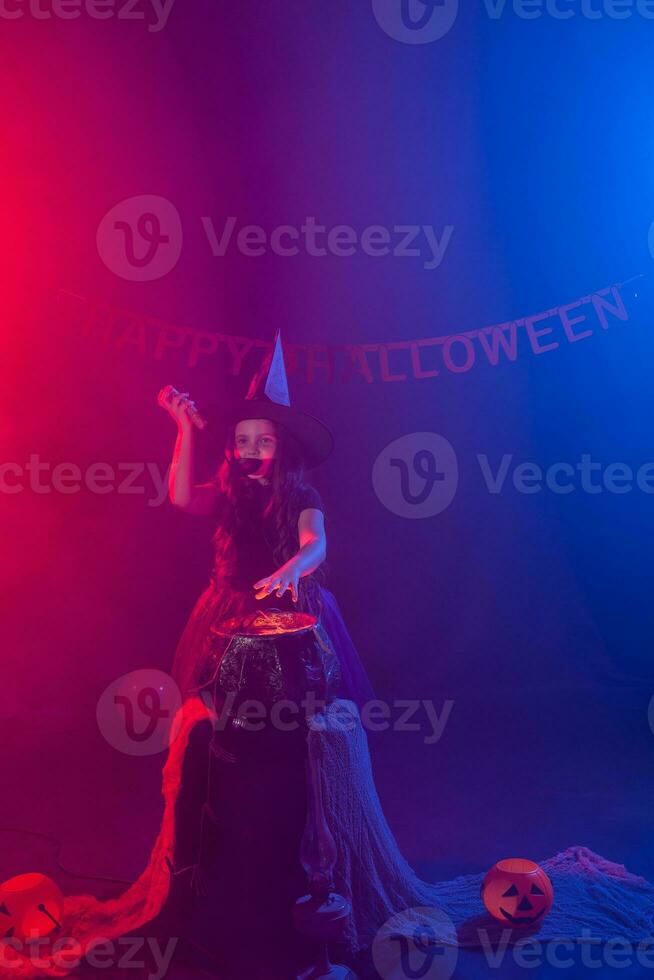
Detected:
[
  {"left": 481, "top": 858, "right": 553, "bottom": 927},
  {"left": 0, "top": 873, "right": 65, "bottom": 942}
]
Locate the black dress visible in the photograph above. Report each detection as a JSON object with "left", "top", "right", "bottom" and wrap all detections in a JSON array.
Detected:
[{"left": 169, "top": 478, "right": 375, "bottom": 710}]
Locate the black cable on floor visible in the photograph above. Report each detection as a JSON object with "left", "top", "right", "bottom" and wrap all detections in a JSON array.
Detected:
[{"left": 0, "top": 827, "right": 135, "bottom": 886}]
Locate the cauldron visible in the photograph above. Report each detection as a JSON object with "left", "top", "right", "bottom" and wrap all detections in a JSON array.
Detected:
[{"left": 198, "top": 609, "right": 341, "bottom": 752}]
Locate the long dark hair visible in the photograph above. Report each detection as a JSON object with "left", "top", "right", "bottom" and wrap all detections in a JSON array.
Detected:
[{"left": 210, "top": 420, "right": 327, "bottom": 612}]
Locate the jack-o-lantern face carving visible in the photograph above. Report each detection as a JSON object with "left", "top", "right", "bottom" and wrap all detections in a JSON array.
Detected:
[
  {"left": 0, "top": 873, "right": 64, "bottom": 943},
  {"left": 481, "top": 858, "right": 553, "bottom": 927}
]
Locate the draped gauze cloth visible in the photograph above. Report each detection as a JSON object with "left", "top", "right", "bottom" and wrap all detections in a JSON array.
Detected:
[
  {"left": 2, "top": 699, "right": 653, "bottom": 978},
  {"left": 0, "top": 697, "right": 215, "bottom": 979},
  {"left": 314, "top": 701, "right": 654, "bottom": 954}
]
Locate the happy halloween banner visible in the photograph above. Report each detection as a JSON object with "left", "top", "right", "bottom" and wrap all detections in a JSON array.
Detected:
[{"left": 57, "top": 283, "right": 630, "bottom": 383}]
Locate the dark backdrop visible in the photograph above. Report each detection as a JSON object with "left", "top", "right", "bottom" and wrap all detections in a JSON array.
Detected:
[{"left": 2, "top": 0, "right": 653, "bottom": 882}]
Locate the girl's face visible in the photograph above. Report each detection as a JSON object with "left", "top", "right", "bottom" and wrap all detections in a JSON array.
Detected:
[{"left": 234, "top": 418, "right": 278, "bottom": 481}]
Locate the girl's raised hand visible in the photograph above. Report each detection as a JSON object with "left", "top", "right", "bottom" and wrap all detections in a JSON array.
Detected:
[
  {"left": 157, "top": 385, "right": 195, "bottom": 431},
  {"left": 253, "top": 565, "right": 300, "bottom": 603}
]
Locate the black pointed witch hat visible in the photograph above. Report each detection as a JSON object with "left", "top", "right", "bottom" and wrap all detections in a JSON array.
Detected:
[{"left": 221, "top": 329, "right": 334, "bottom": 468}]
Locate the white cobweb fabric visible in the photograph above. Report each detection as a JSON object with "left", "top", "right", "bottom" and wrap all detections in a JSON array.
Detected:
[{"left": 308, "top": 699, "right": 654, "bottom": 954}]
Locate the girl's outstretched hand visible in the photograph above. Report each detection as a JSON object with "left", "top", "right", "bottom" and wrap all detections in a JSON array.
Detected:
[{"left": 253, "top": 564, "right": 300, "bottom": 603}]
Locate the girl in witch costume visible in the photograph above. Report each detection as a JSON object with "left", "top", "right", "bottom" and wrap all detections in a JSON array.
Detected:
[
  {"left": 150, "top": 330, "right": 377, "bottom": 976},
  {"left": 160, "top": 329, "right": 376, "bottom": 714}
]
